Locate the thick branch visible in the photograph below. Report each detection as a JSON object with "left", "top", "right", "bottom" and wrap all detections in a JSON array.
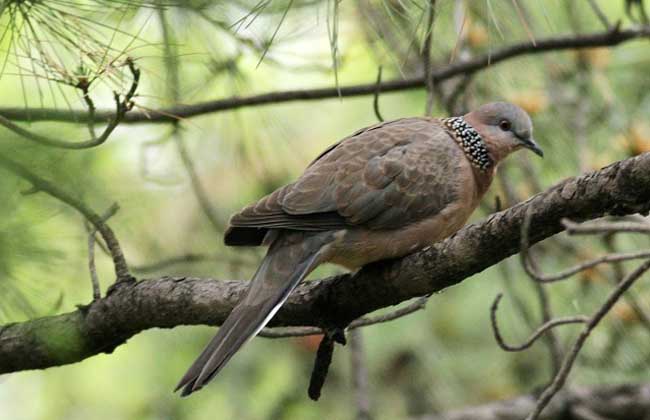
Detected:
[
  {"left": 1, "top": 27, "right": 648, "bottom": 124},
  {"left": 2, "top": 152, "right": 650, "bottom": 373}
]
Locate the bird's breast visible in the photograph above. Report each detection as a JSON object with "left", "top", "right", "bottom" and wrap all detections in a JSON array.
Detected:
[
  {"left": 325, "top": 141, "right": 489, "bottom": 269},
  {"left": 326, "top": 199, "right": 476, "bottom": 269}
]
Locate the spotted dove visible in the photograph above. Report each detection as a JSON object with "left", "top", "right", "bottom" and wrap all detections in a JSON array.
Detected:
[{"left": 176, "top": 101, "right": 543, "bottom": 396}]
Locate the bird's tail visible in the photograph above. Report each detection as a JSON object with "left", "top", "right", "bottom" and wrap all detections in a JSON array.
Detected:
[{"left": 175, "top": 231, "right": 332, "bottom": 396}]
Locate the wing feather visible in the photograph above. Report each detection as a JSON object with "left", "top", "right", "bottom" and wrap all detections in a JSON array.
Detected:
[{"left": 225, "top": 117, "right": 462, "bottom": 245}]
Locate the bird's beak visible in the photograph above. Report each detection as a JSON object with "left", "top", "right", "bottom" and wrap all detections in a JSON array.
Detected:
[{"left": 520, "top": 137, "right": 544, "bottom": 158}]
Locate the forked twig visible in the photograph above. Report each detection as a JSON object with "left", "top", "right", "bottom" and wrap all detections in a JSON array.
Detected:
[
  {"left": 490, "top": 293, "right": 588, "bottom": 352},
  {"left": 526, "top": 259, "right": 650, "bottom": 420},
  {"left": 519, "top": 209, "right": 563, "bottom": 371},
  {"left": 507, "top": 209, "right": 650, "bottom": 419},
  {"left": 87, "top": 204, "right": 120, "bottom": 300},
  {"left": 0, "top": 60, "right": 139, "bottom": 149},
  {"left": 521, "top": 215, "right": 650, "bottom": 283}
]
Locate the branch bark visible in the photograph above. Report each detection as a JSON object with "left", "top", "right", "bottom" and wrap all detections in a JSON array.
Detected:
[
  {"left": 2, "top": 152, "right": 650, "bottom": 374},
  {"left": 0, "top": 27, "right": 648, "bottom": 124}
]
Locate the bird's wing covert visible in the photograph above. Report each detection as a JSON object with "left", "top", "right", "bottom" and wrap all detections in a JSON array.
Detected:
[{"left": 226, "top": 117, "right": 461, "bottom": 240}]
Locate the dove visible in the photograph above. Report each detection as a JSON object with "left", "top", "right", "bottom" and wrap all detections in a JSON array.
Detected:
[{"left": 176, "top": 102, "right": 543, "bottom": 396}]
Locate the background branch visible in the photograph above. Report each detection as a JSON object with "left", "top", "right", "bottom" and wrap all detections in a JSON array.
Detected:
[
  {"left": 527, "top": 259, "right": 650, "bottom": 420},
  {"left": 0, "top": 155, "right": 130, "bottom": 281},
  {"left": 1, "top": 27, "right": 648, "bottom": 124},
  {"left": 158, "top": 6, "right": 224, "bottom": 235},
  {"left": 490, "top": 293, "right": 588, "bottom": 352},
  {"left": 87, "top": 204, "right": 120, "bottom": 301},
  {"left": 416, "top": 383, "right": 650, "bottom": 420},
  {"left": 0, "top": 61, "right": 139, "bottom": 148}
]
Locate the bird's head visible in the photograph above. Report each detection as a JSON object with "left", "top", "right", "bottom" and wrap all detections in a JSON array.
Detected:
[{"left": 464, "top": 102, "right": 543, "bottom": 162}]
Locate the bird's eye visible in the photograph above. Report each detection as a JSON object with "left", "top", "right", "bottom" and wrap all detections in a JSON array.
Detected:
[{"left": 499, "top": 119, "right": 511, "bottom": 131}]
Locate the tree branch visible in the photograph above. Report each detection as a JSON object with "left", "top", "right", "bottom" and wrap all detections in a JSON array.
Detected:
[
  {"left": 2, "top": 152, "right": 650, "bottom": 374},
  {"left": 416, "top": 383, "right": 650, "bottom": 420},
  {"left": 0, "top": 60, "right": 140, "bottom": 148},
  {"left": 1, "top": 27, "right": 648, "bottom": 124},
  {"left": 527, "top": 258, "right": 650, "bottom": 420},
  {"left": 490, "top": 293, "right": 588, "bottom": 352},
  {"left": 0, "top": 155, "right": 130, "bottom": 281}
]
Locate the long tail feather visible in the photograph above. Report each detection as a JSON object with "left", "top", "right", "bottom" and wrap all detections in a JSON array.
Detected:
[{"left": 175, "top": 231, "right": 330, "bottom": 396}]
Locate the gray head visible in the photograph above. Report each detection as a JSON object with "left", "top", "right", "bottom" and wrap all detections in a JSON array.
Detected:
[{"left": 464, "top": 102, "right": 543, "bottom": 161}]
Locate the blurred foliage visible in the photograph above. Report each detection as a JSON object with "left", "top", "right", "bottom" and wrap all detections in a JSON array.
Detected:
[{"left": 1, "top": 0, "right": 650, "bottom": 419}]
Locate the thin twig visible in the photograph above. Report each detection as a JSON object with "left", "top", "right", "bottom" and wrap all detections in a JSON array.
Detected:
[
  {"left": 444, "top": 74, "right": 473, "bottom": 115},
  {"left": 496, "top": 161, "right": 520, "bottom": 207},
  {"left": 625, "top": 0, "right": 650, "bottom": 24},
  {"left": 0, "top": 155, "right": 130, "bottom": 280},
  {"left": 259, "top": 296, "right": 429, "bottom": 338},
  {"left": 587, "top": 0, "right": 611, "bottom": 29},
  {"left": 422, "top": 0, "right": 437, "bottom": 116},
  {"left": 499, "top": 260, "right": 537, "bottom": 330},
  {"left": 158, "top": 6, "right": 224, "bottom": 235},
  {"left": 87, "top": 204, "right": 120, "bottom": 301},
  {"left": 511, "top": 0, "right": 537, "bottom": 46},
  {"left": 88, "top": 233, "right": 100, "bottom": 300},
  {"left": 77, "top": 77, "right": 97, "bottom": 140},
  {"left": 173, "top": 128, "right": 224, "bottom": 233},
  {"left": 533, "top": 279, "right": 563, "bottom": 373},
  {"left": 528, "top": 249, "right": 650, "bottom": 283},
  {"left": 520, "top": 209, "right": 566, "bottom": 373},
  {"left": 490, "top": 293, "right": 588, "bottom": 352},
  {"left": 349, "top": 329, "right": 372, "bottom": 420},
  {"left": 521, "top": 214, "right": 650, "bottom": 283},
  {"left": 526, "top": 259, "right": 650, "bottom": 420},
  {"left": 258, "top": 325, "right": 322, "bottom": 338},
  {"left": 567, "top": 7, "right": 592, "bottom": 174},
  {"left": 350, "top": 295, "right": 429, "bottom": 329},
  {"left": 372, "top": 66, "right": 384, "bottom": 122},
  {"left": 519, "top": 152, "right": 544, "bottom": 193},
  {"left": 563, "top": 219, "right": 650, "bottom": 235},
  {"left": 603, "top": 236, "right": 650, "bottom": 334}
]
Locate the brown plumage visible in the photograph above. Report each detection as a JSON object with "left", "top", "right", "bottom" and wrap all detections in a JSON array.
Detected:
[{"left": 176, "top": 102, "right": 543, "bottom": 396}]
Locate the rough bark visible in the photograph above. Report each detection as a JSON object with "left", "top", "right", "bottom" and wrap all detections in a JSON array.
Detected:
[{"left": 2, "top": 152, "right": 650, "bottom": 374}]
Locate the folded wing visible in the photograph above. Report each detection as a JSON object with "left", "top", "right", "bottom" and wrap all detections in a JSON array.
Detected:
[{"left": 225, "top": 118, "right": 461, "bottom": 245}]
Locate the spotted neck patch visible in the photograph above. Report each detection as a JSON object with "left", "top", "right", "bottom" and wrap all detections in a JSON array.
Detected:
[{"left": 442, "top": 116, "right": 493, "bottom": 171}]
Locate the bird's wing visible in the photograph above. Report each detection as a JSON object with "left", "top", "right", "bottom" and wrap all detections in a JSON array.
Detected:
[{"left": 225, "top": 117, "right": 462, "bottom": 244}]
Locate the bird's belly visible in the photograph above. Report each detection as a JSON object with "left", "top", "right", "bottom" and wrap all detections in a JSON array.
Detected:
[{"left": 326, "top": 202, "right": 473, "bottom": 269}]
